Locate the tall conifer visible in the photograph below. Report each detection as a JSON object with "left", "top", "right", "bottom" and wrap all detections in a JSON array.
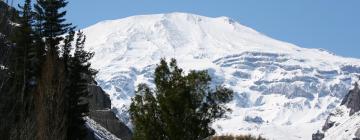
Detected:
[
  {"left": 14, "top": 0, "right": 33, "bottom": 95},
  {"left": 66, "top": 31, "right": 97, "bottom": 139},
  {"left": 34, "top": 0, "right": 71, "bottom": 55}
]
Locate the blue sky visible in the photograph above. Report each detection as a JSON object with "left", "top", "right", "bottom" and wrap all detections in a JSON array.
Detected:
[{"left": 14, "top": 0, "right": 360, "bottom": 58}]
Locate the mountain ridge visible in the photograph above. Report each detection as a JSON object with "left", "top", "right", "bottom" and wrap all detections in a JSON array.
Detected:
[{"left": 82, "top": 12, "right": 360, "bottom": 140}]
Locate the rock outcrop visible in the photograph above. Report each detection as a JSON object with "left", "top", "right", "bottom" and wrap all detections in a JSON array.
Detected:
[
  {"left": 312, "top": 130, "right": 324, "bottom": 140},
  {"left": 313, "top": 81, "right": 360, "bottom": 140},
  {"left": 88, "top": 84, "right": 112, "bottom": 110},
  {"left": 87, "top": 83, "right": 132, "bottom": 140},
  {"left": 85, "top": 117, "right": 121, "bottom": 140},
  {"left": 321, "top": 115, "right": 335, "bottom": 132},
  {"left": 341, "top": 82, "right": 360, "bottom": 115}
]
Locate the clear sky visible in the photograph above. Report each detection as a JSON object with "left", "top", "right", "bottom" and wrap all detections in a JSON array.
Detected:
[{"left": 13, "top": 0, "right": 360, "bottom": 58}]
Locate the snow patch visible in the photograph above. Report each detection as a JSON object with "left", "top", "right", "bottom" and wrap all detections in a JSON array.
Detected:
[{"left": 85, "top": 117, "right": 121, "bottom": 140}]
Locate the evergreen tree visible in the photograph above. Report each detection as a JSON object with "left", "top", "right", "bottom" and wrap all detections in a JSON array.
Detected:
[
  {"left": 13, "top": 0, "right": 33, "bottom": 97},
  {"left": 32, "top": 0, "right": 45, "bottom": 67},
  {"left": 32, "top": 1, "right": 94, "bottom": 139},
  {"left": 66, "top": 31, "right": 97, "bottom": 139},
  {"left": 8, "top": 0, "right": 38, "bottom": 138},
  {"left": 1, "top": 1, "right": 98, "bottom": 139},
  {"left": 130, "top": 58, "right": 234, "bottom": 140},
  {"left": 18, "top": 0, "right": 40, "bottom": 88},
  {"left": 61, "top": 27, "right": 75, "bottom": 71},
  {"left": 34, "top": 0, "right": 72, "bottom": 55}
]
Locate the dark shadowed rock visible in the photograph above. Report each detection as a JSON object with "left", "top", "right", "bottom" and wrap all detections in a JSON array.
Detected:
[
  {"left": 87, "top": 83, "right": 132, "bottom": 140},
  {"left": 341, "top": 82, "right": 360, "bottom": 115},
  {"left": 313, "top": 81, "right": 360, "bottom": 139},
  {"left": 322, "top": 114, "right": 335, "bottom": 132},
  {"left": 88, "top": 84, "right": 111, "bottom": 110},
  {"left": 244, "top": 116, "right": 264, "bottom": 124},
  {"left": 89, "top": 110, "right": 132, "bottom": 140},
  {"left": 312, "top": 130, "right": 324, "bottom": 140},
  {"left": 355, "top": 128, "right": 360, "bottom": 139}
]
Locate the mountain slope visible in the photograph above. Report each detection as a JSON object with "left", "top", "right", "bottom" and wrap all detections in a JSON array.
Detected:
[
  {"left": 82, "top": 12, "right": 360, "bottom": 140},
  {"left": 313, "top": 82, "right": 360, "bottom": 140}
]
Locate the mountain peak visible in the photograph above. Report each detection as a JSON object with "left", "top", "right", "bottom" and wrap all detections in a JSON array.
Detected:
[
  {"left": 82, "top": 13, "right": 360, "bottom": 140},
  {"left": 84, "top": 13, "right": 360, "bottom": 70}
]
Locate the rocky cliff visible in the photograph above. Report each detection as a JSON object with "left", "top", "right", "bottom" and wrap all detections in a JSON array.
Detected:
[
  {"left": 87, "top": 82, "right": 133, "bottom": 140},
  {"left": 313, "top": 81, "right": 360, "bottom": 140},
  {"left": 341, "top": 82, "right": 360, "bottom": 115}
]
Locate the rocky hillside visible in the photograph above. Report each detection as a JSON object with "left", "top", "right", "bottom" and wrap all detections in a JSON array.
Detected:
[{"left": 313, "top": 81, "right": 360, "bottom": 140}]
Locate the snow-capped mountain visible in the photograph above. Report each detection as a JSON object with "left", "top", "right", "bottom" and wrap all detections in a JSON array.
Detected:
[{"left": 82, "top": 12, "right": 360, "bottom": 140}]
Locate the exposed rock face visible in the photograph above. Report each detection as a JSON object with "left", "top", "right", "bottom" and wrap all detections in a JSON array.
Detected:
[
  {"left": 313, "top": 81, "right": 360, "bottom": 140},
  {"left": 0, "top": 1, "right": 18, "bottom": 36},
  {"left": 322, "top": 114, "right": 336, "bottom": 132},
  {"left": 87, "top": 83, "right": 132, "bottom": 140},
  {"left": 89, "top": 110, "right": 132, "bottom": 140},
  {"left": 341, "top": 82, "right": 360, "bottom": 115},
  {"left": 355, "top": 129, "right": 360, "bottom": 139},
  {"left": 88, "top": 84, "right": 111, "bottom": 110},
  {"left": 244, "top": 116, "right": 264, "bottom": 124},
  {"left": 312, "top": 130, "right": 324, "bottom": 140},
  {"left": 85, "top": 117, "right": 121, "bottom": 140}
]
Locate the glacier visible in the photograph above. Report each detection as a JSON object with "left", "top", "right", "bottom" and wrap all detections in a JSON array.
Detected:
[{"left": 82, "top": 12, "right": 360, "bottom": 140}]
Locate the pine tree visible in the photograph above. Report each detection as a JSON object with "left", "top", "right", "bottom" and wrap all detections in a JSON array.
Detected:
[
  {"left": 130, "top": 58, "right": 234, "bottom": 140},
  {"left": 34, "top": 0, "right": 72, "bottom": 55},
  {"left": 61, "top": 27, "right": 75, "bottom": 71},
  {"left": 1, "top": 1, "right": 98, "bottom": 139},
  {"left": 13, "top": 0, "right": 33, "bottom": 97},
  {"left": 66, "top": 31, "right": 97, "bottom": 139},
  {"left": 8, "top": 0, "right": 38, "bottom": 138},
  {"left": 32, "top": 1, "right": 88, "bottom": 139},
  {"left": 25, "top": 0, "right": 47, "bottom": 87}
]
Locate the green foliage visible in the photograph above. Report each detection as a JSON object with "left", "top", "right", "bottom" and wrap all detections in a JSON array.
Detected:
[
  {"left": 65, "top": 30, "right": 97, "bottom": 139},
  {"left": 61, "top": 27, "right": 75, "bottom": 71},
  {"left": 12, "top": 0, "right": 33, "bottom": 92},
  {"left": 1, "top": 1, "right": 97, "bottom": 139},
  {"left": 130, "top": 58, "right": 234, "bottom": 140},
  {"left": 34, "top": 0, "right": 72, "bottom": 55}
]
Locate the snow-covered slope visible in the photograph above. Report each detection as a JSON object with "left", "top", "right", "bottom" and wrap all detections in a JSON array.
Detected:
[
  {"left": 85, "top": 117, "right": 121, "bottom": 140},
  {"left": 321, "top": 106, "right": 360, "bottom": 140},
  {"left": 313, "top": 82, "right": 360, "bottom": 140},
  {"left": 82, "top": 12, "right": 360, "bottom": 140}
]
